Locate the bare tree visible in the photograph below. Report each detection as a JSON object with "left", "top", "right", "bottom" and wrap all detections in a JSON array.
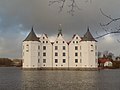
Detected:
[
  {"left": 49, "top": 0, "right": 91, "bottom": 16},
  {"left": 95, "top": 9, "right": 120, "bottom": 39}
]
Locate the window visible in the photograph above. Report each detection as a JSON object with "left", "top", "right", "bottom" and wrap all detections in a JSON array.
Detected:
[
  {"left": 43, "top": 59, "right": 46, "bottom": 63},
  {"left": 63, "top": 52, "right": 66, "bottom": 56},
  {"left": 75, "top": 46, "right": 78, "bottom": 50},
  {"left": 91, "top": 45, "right": 94, "bottom": 49},
  {"left": 43, "top": 41, "right": 45, "bottom": 43},
  {"left": 75, "top": 59, "right": 78, "bottom": 63},
  {"left": 38, "top": 59, "right": 40, "bottom": 63},
  {"left": 76, "top": 41, "right": 78, "bottom": 43},
  {"left": 43, "top": 46, "right": 46, "bottom": 50},
  {"left": 26, "top": 50, "right": 29, "bottom": 52},
  {"left": 46, "top": 41, "right": 48, "bottom": 43},
  {"left": 63, "top": 46, "right": 65, "bottom": 50},
  {"left": 55, "top": 46, "right": 58, "bottom": 50},
  {"left": 73, "top": 41, "right": 75, "bottom": 43},
  {"left": 80, "top": 52, "right": 82, "bottom": 56},
  {"left": 80, "top": 46, "right": 81, "bottom": 50},
  {"left": 55, "top": 59, "right": 58, "bottom": 63},
  {"left": 63, "top": 59, "right": 66, "bottom": 63},
  {"left": 38, "top": 52, "right": 40, "bottom": 56},
  {"left": 43, "top": 52, "right": 46, "bottom": 56},
  {"left": 75, "top": 53, "right": 78, "bottom": 56},
  {"left": 55, "top": 52, "right": 58, "bottom": 56},
  {"left": 56, "top": 41, "right": 58, "bottom": 43},
  {"left": 76, "top": 37, "right": 78, "bottom": 39},
  {"left": 80, "top": 59, "right": 82, "bottom": 63},
  {"left": 43, "top": 37, "right": 45, "bottom": 39},
  {"left": 63, "top": 41, "right": 65, "bottom": 43},
  {"left": 38, "top": 46, "right": 40, "bottom": 50}
]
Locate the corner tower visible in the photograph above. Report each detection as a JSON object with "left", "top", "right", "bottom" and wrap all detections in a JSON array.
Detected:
[
  {"left": 22, "top": 27, "right": 40, "bottom": 69},
  {"left": 81, "top": 27, "right": 98, "bottom": 69}
]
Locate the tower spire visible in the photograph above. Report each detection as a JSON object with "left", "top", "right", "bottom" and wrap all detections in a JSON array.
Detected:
[{"left": 58, "top": 24, "right": 63, "bottom": 37}]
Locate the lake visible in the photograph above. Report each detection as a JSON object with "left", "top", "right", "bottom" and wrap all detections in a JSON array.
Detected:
[{"left": 0, "top": 67, "right": 120, "bottom": 90}]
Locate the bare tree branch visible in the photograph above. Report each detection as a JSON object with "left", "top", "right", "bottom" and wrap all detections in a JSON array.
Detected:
[
  {"left": 100, "top": 8, "right": 120, "bottom": 26},
  {"left": 49, "top": 0, "right": 91, "bottom": 15},
  {"left": 95, "top": 30, "right": 120, "bottom": 39},
  {"left": 49, "top": 0, "right": 66, "bottom": 12}
]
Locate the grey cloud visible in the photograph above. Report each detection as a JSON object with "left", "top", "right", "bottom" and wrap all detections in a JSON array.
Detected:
[{"left": 0, "top": 0, "right": 120, "bottom": 58}]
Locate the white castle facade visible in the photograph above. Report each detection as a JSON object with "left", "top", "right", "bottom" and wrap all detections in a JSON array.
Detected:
[{"left": 22, "top": 27, "right": 98, "bottom": 70}]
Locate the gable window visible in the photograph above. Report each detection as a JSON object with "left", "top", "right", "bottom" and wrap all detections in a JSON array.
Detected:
[
  {"left": 55, "top": 46, "right": 58, "bottom": 50},
  {"left": 75, "top": 46, "right": 78, "bottom": 50},
  {"left": 38, "top": 52, "right": 40, "bottom": 56},
  {"left": 43, "top": 37, "right": 45, "bottom": 39},
  {"left": 43, "top": 52, "right": 46, "bottom": 56},
  {"left": 43, "top": 59, "right": 46, "bottom": 63},
  {"left": 76, "top": 37, "right": 78, "bottom": 39},
  {"left": 43, "top": 46, "right": 46, "bottom": 50},
  {"left": 56, "top": 41, "right": 58, "bottom": 43},
  {"left": 75, "top": 53, "right": 78, "bottom": 56},
  {"left": 55, "top": 59, "right": 58, "bottom": 63},
  {"left": 63, "top": 52, "right": 66, "bottom": 56},
  {"left": 55, "top": 52, "right": 58, "bottom": 56},
  {"left": 38, "top": 59, "right": 40, "bottom": 63},
  {"left": 75, "top": 59, "right": 78, "bottom": 63},
  {"left": 63, "top": 46, "right": 65, "bottom": 50},
  {"left": 63, "top": 59, "right": 66, "bottom": 63},
  {"left": 38, "top": 46, "right": 40, "bottom": 50}
]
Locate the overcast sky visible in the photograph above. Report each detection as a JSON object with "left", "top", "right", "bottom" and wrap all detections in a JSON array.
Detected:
[{"left": 0, "top": 0, "right": 120, "bottom": 59}]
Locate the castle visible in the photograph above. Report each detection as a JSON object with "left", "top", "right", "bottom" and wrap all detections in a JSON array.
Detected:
[{"left": 22, "top": 26, "right": 98, "bottom": 70}]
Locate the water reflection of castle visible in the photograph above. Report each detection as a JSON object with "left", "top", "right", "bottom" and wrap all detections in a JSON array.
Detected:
[{"left": 22, "top": 26, "right": 98, "bottom": 70}]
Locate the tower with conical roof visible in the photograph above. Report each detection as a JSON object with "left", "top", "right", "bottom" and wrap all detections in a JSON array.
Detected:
[
  {"left": 81, "top": 27, "right": 98, "bottom": 69},
  {"left": 22, "top": 27, "right": 40, "bottom": 69}
]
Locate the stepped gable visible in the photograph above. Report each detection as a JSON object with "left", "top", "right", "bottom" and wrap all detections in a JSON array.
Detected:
[
  {"left": 82, "top": 27, "right": 96, "bottom": 42},
  {"left": 24, "top": 27, "right": 40, "bottom": 42}
]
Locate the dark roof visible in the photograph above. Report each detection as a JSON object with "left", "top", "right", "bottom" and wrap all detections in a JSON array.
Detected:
[
  {"left": 82, "top": 27, "right": 96, "bottom": 41},
  {"left": 23, "top": 27, "right": 40, "bottom": 42}
]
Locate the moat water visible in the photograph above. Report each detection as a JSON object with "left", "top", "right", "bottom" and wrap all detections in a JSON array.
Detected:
[{"left": 0, "top": 67, "right": 120, "bottom": 90}]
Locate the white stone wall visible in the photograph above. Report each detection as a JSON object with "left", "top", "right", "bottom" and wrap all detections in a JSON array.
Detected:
[
  {"left": 22, "top": 34, "right": 98, "bottom": 69},
  {"left": 39, "top": 34, "right": 52, "bottom": 68},
  {"left": 53, "top": 35, "right": 68, "bottom": 68},
  {"left": 69, "top": 34, "right": 82, "bottom": 68},
  {"left": 23, "top": 41, "right": 40, "bottom": 68},
  {"left": 81, "top": 41, "right": 97, "bottom": 68}
]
